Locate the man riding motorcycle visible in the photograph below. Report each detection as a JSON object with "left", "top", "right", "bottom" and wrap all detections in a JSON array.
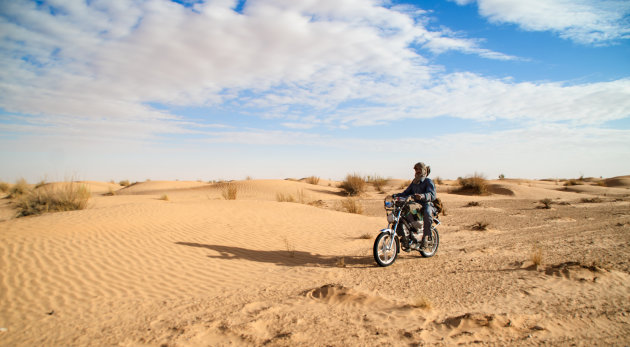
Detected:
[{"left": 390, "top": 162, "right": 436, "bottom": 248}]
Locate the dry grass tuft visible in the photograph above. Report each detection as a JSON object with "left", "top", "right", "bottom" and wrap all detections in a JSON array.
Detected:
[
  {"left": 581, "top": 197, "right": 603, "bottom": 203},
  {"left": 367, "top": 175, "right": 389, "bottom": 192},
  {"left": 8, "top": 178, "right": 31, "bottom": 199},
  {"left": 358, "top": 232, "right": 372, "bottom": 239},
  {"left": 221, "top": 183, "right": 238, "bottom": 200},
  {"left": 340, "top": 197, "right": 363, "bottom": 214},
  {"left": 456, "top": 173, "right": 489, "bottom": 195},
  {"left": 466, "top": 201, "right": 481, "bottom": 207},
  {"left": 15, "top": 183, "right": 90, "bottom": 217},
  {"left": 530, "top": 246, "right": 543, "bottom": 266},
  {"left": 471, "top": 221, "right": 489, "bottom": 231},
  {"left": 119, "top": 180, "right": 131, "bottom": 187},
  {"left": 276, "top": 192, "right": 295, "bottom": 202},
  {"left": 412, "top": 296, "right": 433, "bottom": 310},
  {"left": 339, "top": 173, "right": 366, "bottom": 196},
  {"left": 564, "top": 179, "right": 583, "bottom": 186},
  {"left": 159, "top": 194, "right": 169, "bottom": 201},
  {"left": 304, "top": 176, "right": 320, "bottom": 185},
  {"left": 283, "top": 236, "right": 296, "bottom": 258},
  {"left": 335, "top": 257, "right": 346, "bottom": 268},
  {"left": 103, "top": 187, "right": 117, "bottom": 196},
  {"left": 0, "top": 181, "right": 10, "bottom": 193},
  {"left": 538, "top": 198, "right": 553, "bottom": 209}
]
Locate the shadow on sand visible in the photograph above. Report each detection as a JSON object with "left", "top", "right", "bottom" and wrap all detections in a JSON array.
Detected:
[{"left": 175, "top": 242, "right": 374, "bottom": 268}]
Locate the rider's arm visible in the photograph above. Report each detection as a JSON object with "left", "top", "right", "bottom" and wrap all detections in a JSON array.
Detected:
[
  {"left": 394, "top": 183, "right": 414, "bottom": 198},
  {"left": 420, "top": 179, "right": 436, "bottom": 202}
]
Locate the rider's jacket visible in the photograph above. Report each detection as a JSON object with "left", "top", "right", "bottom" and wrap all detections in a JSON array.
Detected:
[{"left": 395, "top": 178, "right": 436, "bottom": 205}]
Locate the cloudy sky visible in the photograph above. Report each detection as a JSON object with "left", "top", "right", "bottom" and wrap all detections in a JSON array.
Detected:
[{"left": 1, "top": 0, "right": 629, "bottom": 182}]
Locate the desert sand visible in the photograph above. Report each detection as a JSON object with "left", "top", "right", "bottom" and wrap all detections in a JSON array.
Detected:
[{"left": 1, "top": 176, "right": 629, "bottom": 346}]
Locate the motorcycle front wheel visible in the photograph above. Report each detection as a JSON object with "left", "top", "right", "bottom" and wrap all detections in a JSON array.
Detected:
[
  {"left": 419, "top": 227, "right": 439, "bottom": 258},
  {"left": 373, "top": 233, "right": 400, "bottom": 267}
]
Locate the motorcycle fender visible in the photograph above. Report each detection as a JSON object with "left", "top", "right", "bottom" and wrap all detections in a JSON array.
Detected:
[{"left": 379, "top": 228, "right": 393, "bottom": 236}]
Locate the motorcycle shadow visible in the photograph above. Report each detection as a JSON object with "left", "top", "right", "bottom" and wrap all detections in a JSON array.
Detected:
[{"left": 175, "top": 242, "right": 374, "bottom": 268}]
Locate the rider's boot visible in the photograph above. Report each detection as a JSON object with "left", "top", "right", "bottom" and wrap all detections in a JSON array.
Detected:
[{"left": 421, "top": 236, "right": 429, "bottom": 248}]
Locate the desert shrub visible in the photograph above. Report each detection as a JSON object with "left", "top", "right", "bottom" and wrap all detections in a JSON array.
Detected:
[
  {"left": 159, "top": 194, "right": 169, "bottom": 201},
  {"left": 276, "top": 192, "right": 295, "bottom": 202},
  {"left": 304, "top": 176, "right": 320, "bottom": 185},
  {"left": 539, "top": 198, "right": 553, "bottom": 209},
  {"left": 103, "top": 187, "right": 117, "bottom": 196},
  {"left": 358, "top": 232, "right": 372, "bottom": 239},
  {"left": 530, "top": 246, "right": 543, "bottom": 266},
  {"left": 456, "top": 174, "right": 489, "bottom": 195},
  {"left": 8, "top": 178, "right": 31, "bottom": 199},
  {"left": 466, "top": 201, "right": 480, "bottom": 207},
  {"left": 339, "top": 173, "right": 366, "bottom": 196},
  {"left": 471, "top": 221, "right": 489, "bottom": 231},
  {"left": 581, "top": 197, "right": 602, "bottom": 203},
  {"left": 335, "top": 257, "right": 346, "bottom": 268},
  {"left": 412, "top": 296, "right": 432, "bottom": 310},
  {"left": 15, "top": 183, "right": 90, "bottom": 217},
  {"left": 367, "top": 175, "right": 389, "bottom": 192},
  {"left": 35, "top": 180, "right": 47, "bottom": 189},
  {"left": 564, "top": 179, "right": 583, "bottom": 186},
  {"left": 119, "top": 180, "right": 131, "bottom": 187},
  {"left": 499, "top": 174, "right": 505, "bottom": 180},
  {"left": 434, "top": 177, "right": 443, "bottom": 185},
  {"left": 340, "top": 197, "right": 363, "bottom": 214},
  {"left": 283, "top": 236, "right": 296, "bottom": 258},
  {"left": 0, "top": 181, "right": 9, "bottom": 193},
  {"left": 221, "top": 183, "right": 238, "bottom": 200}
]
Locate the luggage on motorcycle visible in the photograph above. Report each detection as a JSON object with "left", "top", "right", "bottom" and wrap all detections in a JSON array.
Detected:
[{"left": 433, "top": 198, "right": 444, "bottom": 215}]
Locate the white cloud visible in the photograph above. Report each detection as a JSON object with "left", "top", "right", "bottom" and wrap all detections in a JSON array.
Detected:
[
  {"left": 0, "top": 0, "right": 628, "bottom": 156},
  {"left": 455, "top": 0, "right": 630, "bottom": 44}
]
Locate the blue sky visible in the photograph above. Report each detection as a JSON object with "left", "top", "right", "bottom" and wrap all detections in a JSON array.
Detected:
[{"left": 1, "top": 0, "right": 629, "bottom": 182}]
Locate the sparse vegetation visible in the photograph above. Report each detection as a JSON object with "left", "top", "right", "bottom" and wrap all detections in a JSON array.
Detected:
[
  {"left": 581, "top": 197, "right": 603, "bottom": 203},
  {"left": 412, "top": 296, "right": 433, "bottom": 310},
  {"left": 434, "top": 177, "right": 443, "bottom": 185},
  {"left": 539, "top": 198, "right": 553, "bottom": 209},
  {"left": 466, "top": 201, "right": 481, "bottom": 207},
  {"left": 564, "top": 179, "right": 583, "bottom": 186},
  {"left": 283, "top": 236, "right": 296, "bottom": 258},
  {"left": 456, "top": 173, "right": 489, "bottom": 195},
  {"left": 159, "top": 194, "right": 169, "bottom": 201},
  {"left": 119, "top": 180, "right": 131, "bottom": 187},
  {"left": 304, "top": 176, "right": 320, "bottom": 185},
  {"left": 0, "top": 181, "right": 9, "bottom": 193},
  {"left": 530, "top": 246, "right": 543, "bottom": 267},
  {"left": 8, "top": 178, "right": 31, "bottom": 199},
  {"left": 367, "top": 175, "right": 389, "bottom": 192},
  {"left": 276, "top": 192, "right": 295, "bottom": 202},
  {"left": 339, "top": 173, "right": 366, "bottom": 196},
  {"left": 15, "top": 183, "right": 90, "bottom": 217},
  {"left": 103, "top": 187, "right": 117, "bottom": 196},
  {"left": 335, "top": 257, "right": 346, "bottom": 268},
  {"left": 221, "top": 183, "right": 238, "bottom": 200},
  {"left": 471, "top": 221, "right": 489, "bottom": 231},
  {"left": 358, "top": 232, "right": 372, "bottom": 239},
  {"left": 499, "top": 174, "right": 505, "bottom": 180},
  {"left": 340, "top": 197, "right": 363, "bottom": 214}
]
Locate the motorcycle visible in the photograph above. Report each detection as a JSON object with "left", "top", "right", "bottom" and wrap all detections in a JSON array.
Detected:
[{"left": 373, "top": 195, "right": 440, "bottom": 267}]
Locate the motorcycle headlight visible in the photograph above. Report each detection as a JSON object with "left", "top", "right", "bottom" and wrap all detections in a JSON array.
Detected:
[{"left": 387, "top": 213, "right": 395, "bottom": 223}]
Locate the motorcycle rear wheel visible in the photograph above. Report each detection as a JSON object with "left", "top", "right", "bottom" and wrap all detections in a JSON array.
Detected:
[
  {"left": 419, "top": 227, "right": 439, "bottom": 258},
  {"left": 373, "top": 233, "right": 400, "bottom": 267}
]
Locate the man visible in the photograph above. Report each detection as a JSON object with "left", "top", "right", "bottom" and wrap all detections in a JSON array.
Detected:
[{"left": 391, "top": 162, "right": 436, "bottom": 248}]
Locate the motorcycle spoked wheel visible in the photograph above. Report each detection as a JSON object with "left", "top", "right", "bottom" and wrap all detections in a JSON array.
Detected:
[
  {"left": 373, "top": 232, "right": 400, "bottom": 267},
  {"left": 419, "top": 227, "right": 439, "bottom": 258}
]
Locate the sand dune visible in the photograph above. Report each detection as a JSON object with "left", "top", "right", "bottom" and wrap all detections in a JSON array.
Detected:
[{"left": 1, "top": 177, "right": 629, "bottom": 346}]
